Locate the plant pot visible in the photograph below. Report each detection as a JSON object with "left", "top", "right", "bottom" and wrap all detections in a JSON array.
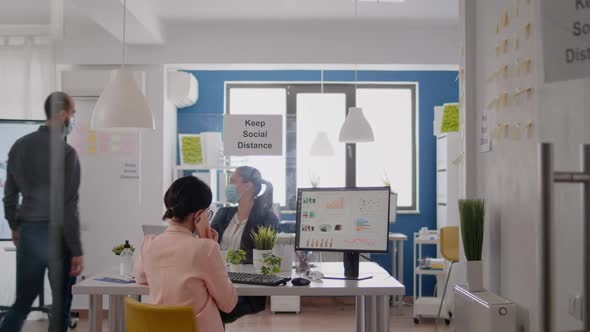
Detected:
[
  {"left": 253, "top": 249, "right": 272, "bottom": 272},
  {"left": 466, "top": 260, "right": 484, "bottom": 292},
  {"left": 273, "top": 244, "right": 294, "bottom": 272}
]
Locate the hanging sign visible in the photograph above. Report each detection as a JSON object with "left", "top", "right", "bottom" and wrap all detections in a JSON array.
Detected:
[
  {"left": 223, "top": 115, "right": 283, "bottom": 156},
  {"left": 540, "top": 0, "right": 590, "bottom": 82}
]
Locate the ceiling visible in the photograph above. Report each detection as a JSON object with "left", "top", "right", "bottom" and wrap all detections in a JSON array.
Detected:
[
  {"left": 0, "top": 0, "right": 458, "bottom": 24},
  {"left": 153, "top": 0, "right": 458, "bottom": 22},
  {"left": 0, "top": 0, "right": 50, "bottom": 24}
]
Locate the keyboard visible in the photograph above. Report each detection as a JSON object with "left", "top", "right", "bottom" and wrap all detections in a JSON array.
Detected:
[{"left": 228, "top": 272, "right": 291, "bottom": 286}]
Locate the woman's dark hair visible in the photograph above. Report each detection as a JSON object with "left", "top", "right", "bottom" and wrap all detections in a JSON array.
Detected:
[
  {"left": 235, "top": 166, "right": 274, "bottom": 216},
  {"left": 162, "top": 176, "right": 212, "bottom": 221}
]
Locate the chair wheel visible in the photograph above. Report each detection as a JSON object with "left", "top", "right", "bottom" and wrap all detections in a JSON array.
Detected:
[
  {"left": 69, "top": 321, "right": 77, "bottom": 329},
  {"left": 448, "top": 311, "right": 453, "bottom": 318},
  {"left": 413, "top": 317, "right": 419, "bottom": 324},
  {"left": 445, "top": 319, "right": 451, "bottom": 325}
]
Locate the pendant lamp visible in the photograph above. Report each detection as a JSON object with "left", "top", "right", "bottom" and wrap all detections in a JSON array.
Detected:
[
  {"left": 90, "top": 0, "right": 155, "bottom": 130},
  {"left": 310, "top": 131, "right": 335, "bottom": 156},
  {"left": 339, "top": 107, "right": 374, "bottom": 143},
  {"left": 339, "top": 0, "right": 374, "bottom": 143},
  {"left": 310, "top": 70, "right": 336, "bottom": 156}
]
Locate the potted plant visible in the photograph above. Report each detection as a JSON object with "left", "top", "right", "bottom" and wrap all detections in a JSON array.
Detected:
[
  {"left": 251, "top": 225, "right": 278, "bottom": 272},
  {"left": 226, "top": 249, "right": 246, "bottom": 272},
  {"left": 260, "top": 252, "right": 282, "bottom": 276},
  {"left": 459, "top": 199, "right": 485, "bottom": 292}
]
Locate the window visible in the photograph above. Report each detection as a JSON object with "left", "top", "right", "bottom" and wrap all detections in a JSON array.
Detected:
[
  {"left": 227, "top": 83, "right": 417, "bottom": 211},
  {"left": 356, "top": 87, "right": 416, "bottom": 209},
  {"left": 227, "top": 88, "right": 287, "bottom": 206}
]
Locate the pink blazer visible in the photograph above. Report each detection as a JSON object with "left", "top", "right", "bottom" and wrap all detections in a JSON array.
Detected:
[{"left": 134, "top": 224, "right": 238, "bottom": 332}]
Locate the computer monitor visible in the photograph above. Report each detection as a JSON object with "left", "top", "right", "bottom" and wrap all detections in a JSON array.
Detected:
[{"left": 295, "top": 187, "right": 391, "bottom": 278}]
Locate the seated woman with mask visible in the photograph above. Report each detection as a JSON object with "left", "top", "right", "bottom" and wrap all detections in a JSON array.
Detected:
[
  {"left": 211, "top": 166, "right": 279, "bottom": 322},
  {"left": 134, "top": 176, "right": 238, "bottom": 332}
]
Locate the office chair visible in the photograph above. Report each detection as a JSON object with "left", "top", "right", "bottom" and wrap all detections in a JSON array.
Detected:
[
  {"left": 125, "top": 298, "right": 197, "bottom": 332},
  {"left": 435, "top": 226, "right": 460, "bottom": 330}
]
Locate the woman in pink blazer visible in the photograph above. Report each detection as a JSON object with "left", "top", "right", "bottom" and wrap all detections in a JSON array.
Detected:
[{"left": 134, "top": 176, "right": 238, "bottom": 332}]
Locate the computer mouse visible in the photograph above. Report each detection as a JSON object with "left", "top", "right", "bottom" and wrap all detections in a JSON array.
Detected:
[{"left": 291, "top": 277, "right": 311, "bottom": 286}]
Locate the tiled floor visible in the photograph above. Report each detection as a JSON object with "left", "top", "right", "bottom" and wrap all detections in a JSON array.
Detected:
[{"left": 21, "top": 302, "right": 453, "bottom": 332}]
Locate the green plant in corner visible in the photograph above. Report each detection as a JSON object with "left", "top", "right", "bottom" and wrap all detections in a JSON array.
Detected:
[
  {"left": 459, "top": 199, "right": 485, "bottom": 261},
  {"left": 226, "top": 249, "right": 246, "bottom": 265},
  {"left": 251, "top": 225, "right": 278, "bottom": 250},
  {"left": 260, "top": 252, "right": 282, "bottom": 276}
]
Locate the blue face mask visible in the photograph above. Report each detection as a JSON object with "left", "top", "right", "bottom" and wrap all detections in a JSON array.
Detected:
[
  {"left": 225, "top": 184, "right": 241, "bottom": 204},
  {"left": 64, "top": 116, "right": 75, "bottom": 136}
]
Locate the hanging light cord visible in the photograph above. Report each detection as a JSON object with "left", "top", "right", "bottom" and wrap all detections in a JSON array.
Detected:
[
  {"left": 354, "top": 0, "right": 358, "bottom": 90},
  {"left": 321, "top": 69, "right": 324, "bottom": 94},
  {"left": 122, "top": 0, "right": 126, "bottom": 68}
]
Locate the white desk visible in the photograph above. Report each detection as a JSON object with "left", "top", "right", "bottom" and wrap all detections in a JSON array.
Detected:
[{"left": 73, "top": 262, "right": 404, "bottom": 332}]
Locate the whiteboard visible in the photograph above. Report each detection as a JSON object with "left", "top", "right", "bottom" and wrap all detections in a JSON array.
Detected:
[
  {"left": 0, "top": 120, "right": 44, "bottom": 240},
  {"left": 295, "top": 187, "right": 390, "bottom": 253}
]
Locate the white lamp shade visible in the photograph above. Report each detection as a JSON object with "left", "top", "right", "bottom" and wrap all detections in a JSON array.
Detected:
[
  {"left": 91, "top": 70, "right": 155, "bottom": 129},
  {"left": 310, "top": 131, "right": 335, "bottom": 156},
  {"left": 339, "top": 107, "right": 374, "bottom": 143}
]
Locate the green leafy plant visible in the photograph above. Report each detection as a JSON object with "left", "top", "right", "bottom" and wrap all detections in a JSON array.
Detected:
[
  {"left": 226, "top": 249, "right": 246, "bottom": 265},
  {"left": 112, "top": 243, "right": 135, "bottom": 256},
  {"left": 251, "top": 225, "right": 277, "bottom": 250},
  {"left": 459, "top": 199, "right": 485, "bottom": 261},
  {"left": 260, "top": 252, "right": 282, "bottom": 276}
]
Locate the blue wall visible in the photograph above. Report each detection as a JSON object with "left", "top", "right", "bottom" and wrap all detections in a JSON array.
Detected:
[{"left": 179, "top": 70, "right": 459, "bottom": 296}]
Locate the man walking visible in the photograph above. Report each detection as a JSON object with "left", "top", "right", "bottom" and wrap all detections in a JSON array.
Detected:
[{"left": 1, "top": 91, "right": 84, "bottom": 332}]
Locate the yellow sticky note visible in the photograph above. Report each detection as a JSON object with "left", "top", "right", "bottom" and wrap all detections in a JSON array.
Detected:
[
  {"left": 180, "top": 135, "right": 203, "bottom": 165},
  {"left": 502, "top": 8, "right": 509, "bottom": 27},
  {"left": 441, "top": 104, "right": 460, "bottom": 133},
  {"left": 88, "top": 145, "right": 96, "bottom": 155},
  {"left": 87, "top": 134, "right": 97, "bottom": 143}
]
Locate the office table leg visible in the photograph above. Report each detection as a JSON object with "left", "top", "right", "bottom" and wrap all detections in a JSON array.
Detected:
[
  {"left": 397, "top": 240, "right": 405, "bottom": 307},
  {"left": 356, "top": 296, "right": 366, "bottom": 332},
  {"left": 89, "top": 294, "right": 102, "bottom": 332},
  {"left": 108, "top": 295, "right": 125, "bottom": 332},
  {"left": 365, "top": 296, "right": 378, "bottom": 332},
  {"left": 377, "top": 295, "right": 391, "bottom": 331}
]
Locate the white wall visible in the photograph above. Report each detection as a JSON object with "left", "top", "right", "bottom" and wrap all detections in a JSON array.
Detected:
[
  {"left": 58, "top": 66, "right": 168, "bottom": 310},
  {"left": 466, "top": 0, "right": 590, "bottom": 331},
  {"left": 58, "top": 19, "right": 459, "bottom": 65}
]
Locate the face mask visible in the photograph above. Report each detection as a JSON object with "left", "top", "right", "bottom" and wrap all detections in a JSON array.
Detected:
[
  {"left": 64, "top": 116, "right": 75, "bottom": 136},
  {"left": 225, "top": 184, "right": 241, "bottom": 204}
]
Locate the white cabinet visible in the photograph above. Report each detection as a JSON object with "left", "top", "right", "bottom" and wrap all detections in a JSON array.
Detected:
[{"left": 436, "top": 133, "right": 461, "bottom": 228}]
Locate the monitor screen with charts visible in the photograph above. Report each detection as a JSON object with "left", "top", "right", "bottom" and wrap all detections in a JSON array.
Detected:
[{"left": 295, "top": 187, "right": 390, "bottom": 253}]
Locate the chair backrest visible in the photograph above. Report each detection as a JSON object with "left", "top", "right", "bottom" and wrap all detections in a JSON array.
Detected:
[
  {"left": 125, "top": 298, "right": 197, "bottom": 332},
  {"left": 439, "top": 226, "right": 460, "bottom": 263}
]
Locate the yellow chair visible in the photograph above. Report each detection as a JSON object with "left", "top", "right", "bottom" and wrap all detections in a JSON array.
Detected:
[
  {"left": 435, "top": 226, "right": 460, "bottom": 329},
  {"left": 125, "top": 297, "right": 197, "bottom": 332}
]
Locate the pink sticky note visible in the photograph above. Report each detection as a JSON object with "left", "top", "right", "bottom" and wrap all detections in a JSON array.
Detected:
[{"left": 98, "top": 133, "right": 110, "bottom": 153}]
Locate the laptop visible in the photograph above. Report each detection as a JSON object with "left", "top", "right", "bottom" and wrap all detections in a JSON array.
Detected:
[{"left": 142, "top": 225, "right": 167, "bottom": 236}]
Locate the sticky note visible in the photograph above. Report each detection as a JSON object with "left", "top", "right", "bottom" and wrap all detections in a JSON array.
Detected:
[
  {"left": 502, "top": 8, "right": 509, "bottom": 27},
  {"left": 88, "top": 145, "right": 97, "bottom": 155},
  {"left": 180, "top": 135, "right": 203, "bottom": 165},
  {"left": 87, "top": 134, "right": 97, "bottom": 144},
  {"left": 441, "top": 104, "right": 460, "bottom": 133}
]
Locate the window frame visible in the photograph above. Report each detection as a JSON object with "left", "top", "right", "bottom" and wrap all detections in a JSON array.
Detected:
[{"left": 225, "top": 82, "right": 418, "bottom": 213}]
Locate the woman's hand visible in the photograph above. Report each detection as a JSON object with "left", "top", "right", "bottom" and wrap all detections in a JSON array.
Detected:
[{"left": 207, "top": 227, "right": 219, "bottom": 242}]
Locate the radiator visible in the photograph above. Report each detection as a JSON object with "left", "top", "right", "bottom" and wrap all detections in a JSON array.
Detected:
[{"left": 454, "top": 285, "right": 516, "bottom": 332}]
